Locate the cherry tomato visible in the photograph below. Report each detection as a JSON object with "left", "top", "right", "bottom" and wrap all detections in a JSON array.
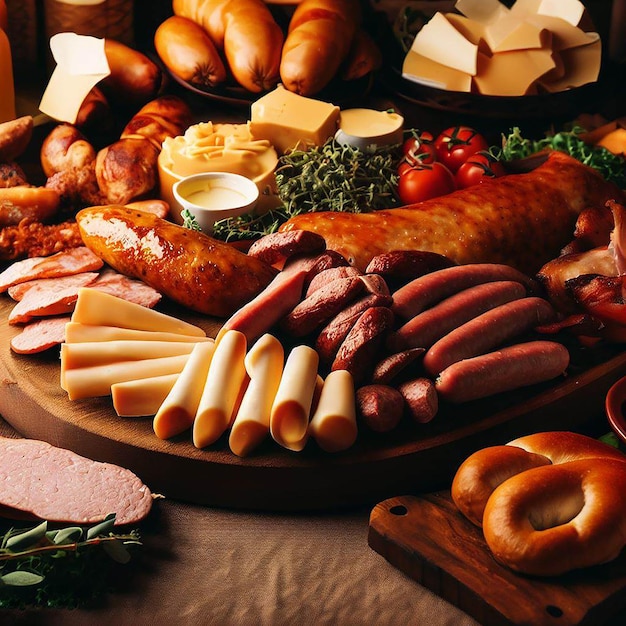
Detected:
[
  {"left": 397, "top": 162, "right": 457, "bottom": 205},
  {"left": 434, "top": 126, "right": 489, "bottom": 173},
  {"left": 402, "top": 131, "right": 436, "bottom": 165},
  {"left": 455, "top": 152, "right": 506, "bottom": 188}
]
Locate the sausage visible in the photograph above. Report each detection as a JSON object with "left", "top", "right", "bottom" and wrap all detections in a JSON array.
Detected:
[
  {"left": 280, "top": 0, "right": 361, "bottom": 95},
  {"left": 76, "top": 205, "right": 277, "bottom": 317},
  {"left": 154, "top": 15, "right": 227, "bottom": 89},
  {"left": 371, "top": 348, "right": 424, "bottom": 385},
  {"left": 398, "top": 377, "right": 438, "bottom": 423},
  {"left": 423, "top": 296, "right": 557, "bottom": 376},
  {"left": 0, "top": 115, "right": 33, "bottom": 162},
  {"left": 435, "top": 340, "right": 570, "bottom": 403},
  {"left": 388, "top": 280, "right": 528, "bottom": 353},
  {"left": 306, "top": 266, "right": 362, "bottom": 297},
  {"left": 75, "top": 86, "right": 110, "bottom": 129},
  {"left": 248, "top": 229, "right": 327, "bottom": 267},
  {"left": 391, "top": 263, "right": 536, "bottom": 320},
  {"left": 40, "top": 123, "right": 96, "bottom": 177},
  {"left": 0, "top": 186, "right": 60, "bottom": 226},
  {"left": 355, "top": 384, "right": 404, "bottom": 432},
  {"left": 365, "top": 250, "right": 456, "bottom": 289},
  {"left": 341, "top": 29, "right": 382, "bottom": 81},
  {"left": 279, "top": 152, "right": 625, "bottom": 274}
]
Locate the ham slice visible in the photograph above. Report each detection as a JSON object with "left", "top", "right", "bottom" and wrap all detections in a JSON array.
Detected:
[
  {"left": 10, "top": 316, "right": 70, "bottom": 354},
  {"left": 91, "top": 268, "right": 162, "bottom": 308}
]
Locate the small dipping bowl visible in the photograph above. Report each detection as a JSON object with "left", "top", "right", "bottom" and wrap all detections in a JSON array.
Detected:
[
  {"left": 173, "top": 172, "right": 259, "bottom": 234},
  {"left": 606, "top": 375, "right": 626, "bottom": 446}
]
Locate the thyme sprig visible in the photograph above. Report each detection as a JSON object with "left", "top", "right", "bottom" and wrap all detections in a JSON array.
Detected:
[{"left": 0, "top": 514, "right": 142, "bottom": 608}]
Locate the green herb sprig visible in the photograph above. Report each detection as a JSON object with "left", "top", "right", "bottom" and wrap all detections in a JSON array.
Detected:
[{"left": 0, "top": 514, "right": 142, "bottom": 609}]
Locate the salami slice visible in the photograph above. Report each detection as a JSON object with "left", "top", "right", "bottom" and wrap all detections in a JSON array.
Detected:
[
  {"left": 0, "top": 437, "right": 153, "bottom": 525},
  {"left": 91, "top": 268, "right": 162, "bottom": 308},
  {"left": 10, "top": 316, "right": 70, "bottom": 354}
]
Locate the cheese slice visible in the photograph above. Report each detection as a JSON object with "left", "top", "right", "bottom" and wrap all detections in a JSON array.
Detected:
[
  {"left": 112, "top": 374, "right": 179, "bottom": 417},
  {"left": 409, "top": 12, "right": 479, "bottom": 75},
  {"left": 455, "top": 0, "right": 509, "bottom": 25},
  {"left": 486, "top": 16, "right": 550, "bottom": 53},
  {"left": 65, "top": 322, "right": 212, "bottom": 344},
  {"left": 270, "top": 344, "right": 319, "bottom": 450},
  {"left": 63, "top": 354, "right": 190, "bottom": 400},
  {"left": 309, "top": 370, "right": 357, "bottom": 453},
  {"left": 229, "top": 333, "right": 284, "bottom": 457},
  {"left": 193, "top": 330, "right": 248, "bottom": 449},
  {"left": 153, "top": 341, "right": 215, "bottom": 440},
  {"left": 402, "top": 50, "right": 473, "bottom": 92},
  {"left": 61, "top": 340, "right": 197, "bottom": 370},
  {"left": 526, "top": 14, "right": 598, "bottom": 50},
  {"left": 539, "top": 38, "right": 601, "bottom": 91},
  {"left": 537, "top": 0, "right": 585, "bottom": 27},
  {"left": 72, "top": 288, "right": 206, "bottom": 337}
]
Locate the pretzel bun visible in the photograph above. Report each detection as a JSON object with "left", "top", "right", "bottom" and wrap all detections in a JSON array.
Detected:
[{"left": 452, "top": 431, "right": 626, "bottom": 576}]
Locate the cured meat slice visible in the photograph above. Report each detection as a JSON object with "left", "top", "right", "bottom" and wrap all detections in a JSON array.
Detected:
[
  {"left": 10, "top": 316, "right": 70, "bottom": 354},
  {"left": 0, "top": 246, "right": 104, "bottom": 293},
  {"left": 8, "top": 272, "right": 100, "bottom": 325},
  {"left": 91, "top": 268, "right": 162, "bottom": 308},
  {"left": 8, "top": 270, "right": 100, "bottom": 301},
  {"left": 0, "top": 437, "right": 153, "bottom": 525}
]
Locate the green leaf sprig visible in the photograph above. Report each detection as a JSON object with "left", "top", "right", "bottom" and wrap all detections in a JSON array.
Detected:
[{"left": 0, "top": 514, "right": 142, "bottom": 608}]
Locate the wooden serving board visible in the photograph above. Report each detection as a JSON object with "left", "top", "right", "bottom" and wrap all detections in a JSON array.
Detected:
[
  {"left": 368, "top": 493, "right": 626, "bottom": 626},
  {"left": 2, "top": 296, "right": 626, "bottom": 512}
]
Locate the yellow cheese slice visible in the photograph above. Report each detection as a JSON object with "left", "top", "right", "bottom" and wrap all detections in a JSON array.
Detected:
[
  {"left": 270, "top": 344, "right": 319, "bottom": 450},
  {"left": 153, "top": 341, "right": 215, "bottom": 440},
  {"left": 63, "top": 354, "right": 190, "bottom": 400},
  {"left": 486, "top": 16, "right": 550, "bottom": 53},
  {"left": 409, "top": 12, "right": 479, "bottom": 76},
  {"left": 229, "top": 333, "right": 284, "bottom": 457},
  {"left": 111, "top": 374, "right": 179, "bottom": 417},
  {"left": 539, "top": 38, "right": 601, "bottom": 91},
  {"left": 61, "top": 340, "right": 197, "bottom": 370},
  {"left": 72, "top": 288, "right": 206, "bottom": 337},
  {"left": 537, "top": 0, "right": 585, "bottom": 27},
  {"left": 64, "top": 322, "right": 212, "bottom": 344},
  {"left": 308, "top": 370, "right": 357, "bottom": 453},
  {"left": 455, "top": 0, "right": 509, "bottom": 25},
  {"left": 526, "top": 14, "right": 598, "bottom": 50},
  {"left": 402, "top": 50, "right": 473, "bottom": 92},
  {"left": 193, "top": 330, "right": 248, "bottom": 449}
]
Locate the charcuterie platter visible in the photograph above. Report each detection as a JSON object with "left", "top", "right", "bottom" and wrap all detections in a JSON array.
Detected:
[{"left": 1, "top": 294, "right": 625, "bottom": 512}]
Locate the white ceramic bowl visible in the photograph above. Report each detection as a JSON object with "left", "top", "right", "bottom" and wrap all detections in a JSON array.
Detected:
[{"left": 173, "top": 172, "right": 259, "bottom": 234}]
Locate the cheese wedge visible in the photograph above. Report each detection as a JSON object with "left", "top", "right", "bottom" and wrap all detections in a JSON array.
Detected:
[
  {"left": 112, "top": 374, "right": 179, "bottom": 417},
  {"left": 270, "top": 344, "right": 319, "bottom": 450},
  {"left": 229, "top": 333, "right": 284, "bottom": 457},
  {"left": 308, "top": 370, "right": 357, "bottom": 453},
  {"left": 65, "top": 322, "right": 212, "bottom": 344},
  {"left": 193, "top": 330, "right": 247, "bottom": 449},
  {"left": 61, "top": 340, "right": 197, "bottom": 370},
  {"left": 153, "top": 341, "right": 215, "bottom": 440},
  {"left": 63, "top": 354, "right": 190, "bottom": 400},
  {"left": 72, "top": 288, "right": 206, "bottom": 337}
]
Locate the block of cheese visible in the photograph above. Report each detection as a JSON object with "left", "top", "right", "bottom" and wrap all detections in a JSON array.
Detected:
[
  {"left": 402, "top": 50, "right": 474, "bottom": 91},
  {"left": 409, "top": 12, "right": 479, "bottom": 76},
  {"left": 72, "top": 288, "right": 206, "bottom": 337},
  {"left": 229, "top": 333, "right": 284, "bottom": 457},
  {"left": 308, "top": 370, "right": 357, "bottom": 453},
  {"left": 249, "top": 84, "right": 340, "bottom": 154},
  {"left": 270, "top": 344, "right": 319, "bottom": 451},
  {"left": 153, "top": 341, "right": 215, "bottom": 440},
  {"left": 64, "top": 322, "right": 212, "bottom": 344},
  {"left": 193, "top": 330, "right": 248, "bottom": 449},
  {"left": 62, "top": 354, "right": 190, "bottom": 400},
  {"left": 112, "top": 374, "right": 180, "bottom": 417}
]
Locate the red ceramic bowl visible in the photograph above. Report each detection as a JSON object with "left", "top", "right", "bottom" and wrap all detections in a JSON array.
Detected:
[{"left": 605, "top": 375, "right": 626, "bottom": 445}]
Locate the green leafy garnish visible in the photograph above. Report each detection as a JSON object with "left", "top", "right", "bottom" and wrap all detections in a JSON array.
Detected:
[
  {"left": 0, "top": 514, "right": 142, "bottom": 608},
  {"left": 181, "top": 207, "right": 202, "bottom": 231}
]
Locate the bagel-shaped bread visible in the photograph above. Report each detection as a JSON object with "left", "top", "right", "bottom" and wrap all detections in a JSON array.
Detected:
[
  {"left": 451, "top": 431, "right": 625, "bottom": 526},
  {"left": 482, "top": 457, "right": 626, "bottom": 576}
]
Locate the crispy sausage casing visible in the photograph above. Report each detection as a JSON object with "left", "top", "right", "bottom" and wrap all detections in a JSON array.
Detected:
[
  {"left": 76, "top": 206, "right": 277, "bottom": 317},
  {"left": 280, "top": 152, "right": 625, "bottom": 274}
]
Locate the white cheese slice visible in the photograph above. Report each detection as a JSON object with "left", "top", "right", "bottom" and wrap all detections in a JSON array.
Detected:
[
  {"left": 455, "top": 0, "right": 509, "bottom": 24},
  {"left": 526, "top": 14, "right": 598, "bottom": 50},
  {"left": 193, "top": 330, "right": 248, "bottom": 449},
  {"left": 112, "top": 374, "right": 179, "bottom": 417},
  {"left": 309, "top": 370, "right": 358, "bottom": 453},
  {"left": 402, "top": 50, "right": 473, "bottom": 92},
  {"left": 65, "top": 322, "right": 212, "bottom": 344},
  {"left": 62, "top": 354, "right": 190, "bottom": 400},
  {"left": 270, "top": 344, "right": 319, "bottom": 450},
  {"left": 153, "top": 341, "right": 216, "bottom": 440},
  {"left": 229, "top": 333, "right": 284, "bottom": 457},
  {"left": 485, "top": 15, "right": 549, "bottom": 52},
  {"left": 537, "top": 0, "right": 585, "bottom": 26},
  {"left": 539, "top": 38, "right": 601, "bottom": 91},
  {"left": 72, "top": 288, "right": 206, "bottom": 337}
]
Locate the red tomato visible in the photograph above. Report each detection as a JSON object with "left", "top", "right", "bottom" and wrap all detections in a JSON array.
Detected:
[
  {"left": 397, "top": 162, "right": 457, "bottom": 204},
  {"left": 455, "top": 152, "right": 506, "bottom": 188},
  {"left": 434, "top": 126, "right": 489, "bottom": 173},
  {"left": 402, "top": 131, "right": 436, "bottom": 165}
]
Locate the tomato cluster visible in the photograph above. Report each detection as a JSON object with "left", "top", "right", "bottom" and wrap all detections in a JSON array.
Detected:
[{"left": 397, "top": 126, "right": 504, "bottom": 205}]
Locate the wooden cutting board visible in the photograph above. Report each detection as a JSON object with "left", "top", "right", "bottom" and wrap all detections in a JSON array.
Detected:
[
  {"left": 368, "top": 493, "right": 626, "bottom": 626},
  {"left": 2, "top": 294, "right": 626, "bottom": 512}
]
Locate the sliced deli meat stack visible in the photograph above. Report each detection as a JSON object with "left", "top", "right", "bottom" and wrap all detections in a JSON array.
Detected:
[
  {"left": 10, "top": 316, "right": 70, "bottom": 354},
  {"left": 90, "top": 268, "right": 162, "bottom": 308},
  {"left": 0, "top": 437, "right": 153, "bottom": 525}
]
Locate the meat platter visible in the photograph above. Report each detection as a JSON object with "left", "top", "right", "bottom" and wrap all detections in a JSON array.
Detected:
[{"left": 1, "top": 296, "right": 625, "bottom": 512}]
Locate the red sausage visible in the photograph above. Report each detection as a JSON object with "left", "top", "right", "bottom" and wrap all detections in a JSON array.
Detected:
[
  {"left": 391, "top": 263, "right": 536, "bottom": 320},
  {"left": 388, "top": 280, "right": 527, "bottom": 353},
  {"left": 435, "top": 340, "right": 570, "bottom": 403},
  {"left": 423, "top": 296, "right": 557, "bottom": 376}
]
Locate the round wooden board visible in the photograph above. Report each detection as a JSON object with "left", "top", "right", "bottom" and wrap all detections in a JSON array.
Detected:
[{"left": 1, "top": 298, "right": 625, "bottom": 512}]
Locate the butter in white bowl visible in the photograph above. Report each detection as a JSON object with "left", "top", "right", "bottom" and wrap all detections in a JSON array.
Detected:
[
  {"left": 335, "top": 109, "right": 404, "bottom": 150},
  {"left": 173, "top": 172, "right": 259, "bottom": 234}
]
